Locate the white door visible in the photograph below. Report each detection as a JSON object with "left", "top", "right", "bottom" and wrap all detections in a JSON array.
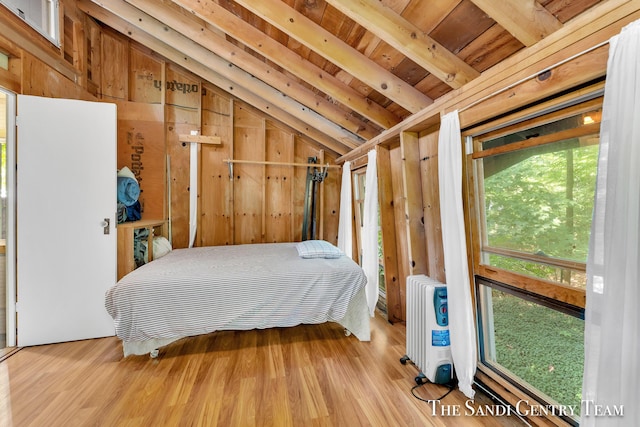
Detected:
[{"left": 16, "top": 95, "right": 116, "bottom": 346}]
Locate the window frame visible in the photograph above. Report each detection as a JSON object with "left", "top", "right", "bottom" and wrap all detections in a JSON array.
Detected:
[
  {"left": 0, "top": 0, "right": 60, "bottom": 47},
  {"left": 464, "top": 90, "right": 604, "bottom": 424},
  {"left": 352, "top": 167, "right": 367, "bottom": 265},
  {"left": 475, "top": 276, "right": 584, "bottom": 426}
]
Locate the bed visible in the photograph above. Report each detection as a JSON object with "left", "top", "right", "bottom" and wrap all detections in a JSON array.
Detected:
[{"left": 105, "top": 241, "right": 370, "bottom": 357}]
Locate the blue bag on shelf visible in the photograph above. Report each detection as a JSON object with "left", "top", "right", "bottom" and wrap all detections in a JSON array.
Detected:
[{"left": 117, "top": 176, "right": 140, "bottom": 206}]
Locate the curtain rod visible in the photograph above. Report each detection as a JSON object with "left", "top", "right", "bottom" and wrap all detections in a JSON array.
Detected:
[
  {"left": 223, "top": 159, "right": 341, "bottom": 168},
  {"left": 458, "top": 40, "right": 610, "bottom": 114}
]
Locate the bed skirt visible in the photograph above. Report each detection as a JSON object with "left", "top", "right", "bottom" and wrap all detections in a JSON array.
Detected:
[{"left": 121, "top": 286, "right": 371, "bottom": 357}]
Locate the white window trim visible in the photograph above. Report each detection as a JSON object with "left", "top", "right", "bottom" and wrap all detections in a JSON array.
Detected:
[{"left": 0, "top": 0, "right": 60, "bottom": 47}]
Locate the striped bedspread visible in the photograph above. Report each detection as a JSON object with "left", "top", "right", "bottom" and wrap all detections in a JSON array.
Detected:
[{"left": 105, "top": 242, "right": 369, "bottom": 355}]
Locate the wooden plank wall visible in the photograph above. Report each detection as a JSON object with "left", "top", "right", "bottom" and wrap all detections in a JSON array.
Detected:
[
  {"left": 389, "top": 145, "right": 409, "bottom": 322},
  {"left": 0, "top": 8, "right": 340, "bottom": 253},
  {"left": 101, "top": 32, "right": 128, "bottom": 101},
  {"left": 321, "top": 149, "right": 341, "bottom": 243},
  {"left": 129, "top": 46, "right": 162, "bottom": 104},
  {"left": 233, "top": 104, "right": 265, "bottom": 245},
  {"left": 377, "top": 133, "right": 446, "bottom": 323},
  {"left": 119, "top": 46, "right": 165, "bottom": 220},
  {"left": 87, "top": 20, "right": 342, "bottom": 249},
  {"left": 419, "top": 130, "right": 446, "bottom": 284},
  {"left": 21, "top": 51, "right": 91, "bottom": 100},
  {"left": 115, "top": 101, "right": 165, "bottom": 220},
  {"left": 200, "top": 84, "right": 233, "bottom": 246},
  {"left": 400, "top": 132, "right": 427, "bottom": 277},
  {"left": 377, "top": 145, "right": 402, "bottom": 323},
  {"left": 165, "top": 66, "right": 201, "bottom": 248},
  {"left": 265, "top": 124, "right": 294, "bottom": 243}
]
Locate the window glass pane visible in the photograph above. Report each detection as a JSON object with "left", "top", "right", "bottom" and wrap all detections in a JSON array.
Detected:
[
  {"left": 0, "top": 0, "right": 59, "bottom": 45},
  {"left": 353, "top": 171, "right": 366, "bottom": 224},
  {"left": 480, "top": 113, "right": 599, "bottom": 278},
  {"left": 479, "top": 283, "right": 584, "bottom": 419}
]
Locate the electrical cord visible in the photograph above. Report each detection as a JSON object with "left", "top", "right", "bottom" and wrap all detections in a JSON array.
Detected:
[{"left": 410, "top": 379, "right": 456, "bottom": 403}]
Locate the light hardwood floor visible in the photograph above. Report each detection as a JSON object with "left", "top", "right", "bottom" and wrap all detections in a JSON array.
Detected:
[{"left": 0, "top": 314, "right": 527, "bottom": 426}]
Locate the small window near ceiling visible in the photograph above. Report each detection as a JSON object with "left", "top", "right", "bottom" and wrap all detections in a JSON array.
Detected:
[
  {"left": 0, "top": 53, "right": 8, "bottom": 70},
  {"left": 1, "top": 0, "right": 60, "bottom": 46}
]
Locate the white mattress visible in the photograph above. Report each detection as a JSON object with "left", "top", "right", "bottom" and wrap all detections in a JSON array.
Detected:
[{"left": 106, "top": 242, "right": 370, "bottom": 356}]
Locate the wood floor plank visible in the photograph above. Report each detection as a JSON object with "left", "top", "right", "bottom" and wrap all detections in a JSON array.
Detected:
[{"left": 0, "top": 314, "right": 527, "bottom": 426}]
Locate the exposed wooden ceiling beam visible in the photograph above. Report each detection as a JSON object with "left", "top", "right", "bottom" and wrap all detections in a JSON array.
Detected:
[
  {"left": 79, "top": 0, "right": 358, "bottom": 155},
  {"left": 470, "top": 0, "right": 562, "bottom": 47},
  {"left": 124, "top": 0, "right": 379, "bottom": 140},
  {"left": 232, "top": 0, "right": 433, "bottom": 114},
  {"left": 169, "top": 0, "right": 401, "bottom": 130},
  {"left": 324, "top": 0, "right": 480, "bottom": 89}
]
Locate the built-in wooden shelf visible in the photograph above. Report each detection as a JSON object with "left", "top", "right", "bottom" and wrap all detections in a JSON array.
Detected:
[
  {"left": 178, "top": 134, "right": 221, "bottom": 145},
  {"left": 117, "top": 219, "right": 167, "bottom": 280}
]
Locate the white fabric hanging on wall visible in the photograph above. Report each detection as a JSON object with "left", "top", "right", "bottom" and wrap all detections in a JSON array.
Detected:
[
  {"left": 581, "top": 19, "right": 640, "bottom": 427},
  {"left": 189, "top": 142, "right": 198, "bottom": 248},
  {"left": 362, "top": 150, "right": 379, "bottom": 316},
  {"left": 337, "top": 161, "right": 353, "bottom": 260},
  {"left": 437, "top": 110, "right": 477, "bottom": 400}
]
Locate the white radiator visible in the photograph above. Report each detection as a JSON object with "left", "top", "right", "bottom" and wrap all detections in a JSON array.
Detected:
[{"left": 402, "top": 274, "right": 453, "bottom": 385}]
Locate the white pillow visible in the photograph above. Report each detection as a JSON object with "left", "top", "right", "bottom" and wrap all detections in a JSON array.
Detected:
[{"left": 296, "top": 240, "right": 344, "bottom": 259}]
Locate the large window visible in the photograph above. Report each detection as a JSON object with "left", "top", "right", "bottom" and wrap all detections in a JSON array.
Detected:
[
  {"left": 470, "top": 97, "right": 601, "bottom": 424},
  {"left": 1, "top": 0, "right": 59, "bottom": 46}
]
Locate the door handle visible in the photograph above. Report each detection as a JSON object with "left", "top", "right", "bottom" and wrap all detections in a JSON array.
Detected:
[{"left": 101, "top": 218, "right": 110, "bottom": 235}]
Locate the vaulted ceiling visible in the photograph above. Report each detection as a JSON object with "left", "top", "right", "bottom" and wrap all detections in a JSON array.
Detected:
[{"left": 78, "top": 0, "right": 604, "bottom": 155}]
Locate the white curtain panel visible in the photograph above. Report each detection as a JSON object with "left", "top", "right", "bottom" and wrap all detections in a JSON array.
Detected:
[
  {"left": 582, "top": 19, "right": 640, "bottom": 427},
  {"left": 362, "top": 149, "right": 379, "bottom": 316},
  {"left": 189, "top": 142, "right": 198, "bottom": 248},
  {"left": 337, "top": 161, "right": 353, "bottom": 260},
  {"left": 437, "top": 110, "right": 477, "bottom": 400}
]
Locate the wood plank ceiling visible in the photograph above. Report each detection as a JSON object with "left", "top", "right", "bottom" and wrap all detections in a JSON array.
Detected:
[{"left": 79, "top": 0, "right": 604, "bottom": 155}]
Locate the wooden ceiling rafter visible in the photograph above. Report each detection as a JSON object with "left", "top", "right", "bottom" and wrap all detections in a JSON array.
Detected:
[
  {"left": 123, "top": 0, "right": 378, "bottom": 140},
  {"left": 469, "top": 0, "right": 563, "bottom": 47},
  {"left": 168, "top": 0, "right": 402, "bottom": 130},
  {"left": 72, "top": 0, "right": 610, "bottom": 156},
  {"left": 79, "top": 0, "right": 357, "bottom": 155},
  {"left": 231, "top": 0, "right": 434, "bottom": 114},
  {"left": 323, "top": 0, "right": 480, "bottom": 89}
]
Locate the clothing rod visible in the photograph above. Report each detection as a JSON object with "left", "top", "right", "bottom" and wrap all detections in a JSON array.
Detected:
[
  {"left": 459, "top": 40, "right": 610, "bottom": 114},
  {"left": 223, "top": 159, "right": 341, "bottom": 168}
]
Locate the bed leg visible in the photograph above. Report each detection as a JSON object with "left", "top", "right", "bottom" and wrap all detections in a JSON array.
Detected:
[
  {"left": 150, "top": 349, "right": 159, "bottom": 359},
  {"left": 344, "top": 328, "right": 351, "bottom": 337}
]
